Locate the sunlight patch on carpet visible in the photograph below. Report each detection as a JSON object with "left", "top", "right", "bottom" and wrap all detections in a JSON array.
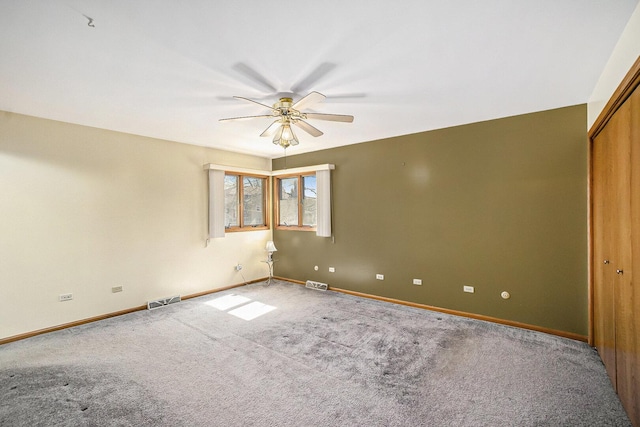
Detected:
[
  {"left": 204, "top": 294, "right": 276, "bottom": 321},
  {"left": 228, "top": 301, "right": 276, "bottom": 321}
]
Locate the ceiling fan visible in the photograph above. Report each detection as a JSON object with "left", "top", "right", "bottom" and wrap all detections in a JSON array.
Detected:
[{"left": 219, "top": 91, "right": 354, "bottom": 149}]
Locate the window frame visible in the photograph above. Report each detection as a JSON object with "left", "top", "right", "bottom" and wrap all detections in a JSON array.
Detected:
[
  {"left": 275, "top": 173, "right": 317, "bottom": 232},
  {"left": 224, "top": 172, "right": 270, "bottom": 233}
]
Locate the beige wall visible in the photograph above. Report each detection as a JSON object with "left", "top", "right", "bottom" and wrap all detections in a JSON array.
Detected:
[
  {"left": 588, "top": 1, "right": 640, "bottom": 128},
  {"left": 273, "top": 105, "right": 588, "bottom": 336},
  {"left": 0, "top": 111, "right": 271, "bottom": 340}
]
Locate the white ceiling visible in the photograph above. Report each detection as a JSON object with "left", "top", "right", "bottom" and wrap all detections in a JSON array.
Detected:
[{"left": 0, "top": 1, "right": 638, "bottom": 159}]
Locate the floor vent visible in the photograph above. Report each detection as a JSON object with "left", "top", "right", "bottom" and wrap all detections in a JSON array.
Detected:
[
  {"left": 147, "top": 295, "right": 181, "bottom": 310},
  {"left": 306, "top": 280, "right": 328, "bottom": 291}
]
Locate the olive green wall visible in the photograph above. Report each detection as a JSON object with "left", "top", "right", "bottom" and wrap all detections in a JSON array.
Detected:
[{"left": 272, "top": 105, "right": 588, "bottom": 336}]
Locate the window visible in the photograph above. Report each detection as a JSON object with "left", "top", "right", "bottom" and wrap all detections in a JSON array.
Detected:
[
  {"left": 224, "top": 173, "right": 268, "bottom": 231},
  {"left": 276, "top": 174, "right": 317, "bottom": 230},
  {"left": 206, "top": 163, "right": 332, "bottom": 239}
]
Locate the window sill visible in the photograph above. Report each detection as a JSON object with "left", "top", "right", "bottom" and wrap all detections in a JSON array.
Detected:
[
  {"left": 225, "top": 226, "right": 269, "bottom": 233},
  {"left": 275, "top": 226, "right": 317, "bottom": 232}
]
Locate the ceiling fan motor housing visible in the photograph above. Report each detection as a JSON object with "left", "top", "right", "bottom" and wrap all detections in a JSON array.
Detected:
[{"left": 275, "top": 98, "right": 296, "bottom": 119}]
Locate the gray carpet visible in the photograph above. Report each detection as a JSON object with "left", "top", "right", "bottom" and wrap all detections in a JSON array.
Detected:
[{"left": 0, "top": 280, "right": 631, "bottom": 426}]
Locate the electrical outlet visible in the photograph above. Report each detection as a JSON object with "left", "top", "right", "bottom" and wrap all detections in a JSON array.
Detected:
[
  {"left": 376, "top": 274, "right": 384, "bottom": 280},
  {"left": 463, "top": 286, "right": 475, "bottom": 293},
  {"left": 59, "top": 293, "right": 73, "bottom": 302},
  {"left": 111, "top": 286, "right": 123, "bottom": 293},
  {"left": 329, "top": 267, "right": 335, "bottom": 273},
  {"left": 413, "top": 279, "right": 422, "bottom": 285}
]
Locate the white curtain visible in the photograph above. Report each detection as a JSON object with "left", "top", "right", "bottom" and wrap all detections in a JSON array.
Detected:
[
  {"left": 208, "top": 169, "right": 225, "bottom": 238},
  {"left": 316, "top": 169, "right": 331, "bottom": 237}
]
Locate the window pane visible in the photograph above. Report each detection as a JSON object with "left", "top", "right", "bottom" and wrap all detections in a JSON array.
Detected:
[
  {"left": 243, "top": 177, "right": 265, "bottom": 226},
  {"left": 224, "top": 175, "right": 239, "bottom": 228},
  {"left": 302, "top": 175, "right": 317, "bottom": 227},
  {"left": 279, "top": 177, "right": 298, "bottom": 226}
]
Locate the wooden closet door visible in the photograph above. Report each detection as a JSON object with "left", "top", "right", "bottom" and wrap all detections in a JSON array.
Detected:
[
  {"left": 590, "top": 58, "right": 640, "bottom": 426},
  {"left": 592, "top": 111, "right": 618, "bottom": 387},
  {"left": 594, "top": 83, "right": 638, "bottom": 424},
  {"left": 614, "top": 84, "right": 639, "bottom": 425}
]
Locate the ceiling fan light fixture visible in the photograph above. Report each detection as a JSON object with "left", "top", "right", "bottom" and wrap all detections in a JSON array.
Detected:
[
  {"left": 273, "top": 123, "right": 298, "bottom": 148},
  {"left": 289, "top": 128, "right": 299, "bottom": 146},
  {"left": 281, "top": 124, "right": 293, "bottom": 141},
  {"left": 272, "top": 125, "right": 284, "bottom": 145}
]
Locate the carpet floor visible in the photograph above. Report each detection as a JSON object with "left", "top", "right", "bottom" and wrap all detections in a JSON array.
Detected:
[{"left": 0, "top": 280, "right": 631, "bottom": 426}]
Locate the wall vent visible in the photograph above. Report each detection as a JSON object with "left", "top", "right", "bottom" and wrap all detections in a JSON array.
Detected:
[
  {"left": 147, "top": 295, "right": 181, "bottom": 310},
  {"left": 306, "top": 280, "right": 328, "bottom": 291}
]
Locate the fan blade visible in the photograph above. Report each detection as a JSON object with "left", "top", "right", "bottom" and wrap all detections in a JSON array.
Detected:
[
  {"left": 260, "top": 121, "right": 282, "bottom": 137},
  {"left": 219, "top": 115, "right": 274, "bottom": 122},
  {"left": 294, "top": 120, "right": 323, "bottom": 137},
  {"left": 292, "top": 91, "right": 326, "bottom": 110},
  {"left": 305, "top": 113, "right": 354, "bottom": 123},
  {"left": 233, "top": 96, "right": 276, "bottom": 111}
]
